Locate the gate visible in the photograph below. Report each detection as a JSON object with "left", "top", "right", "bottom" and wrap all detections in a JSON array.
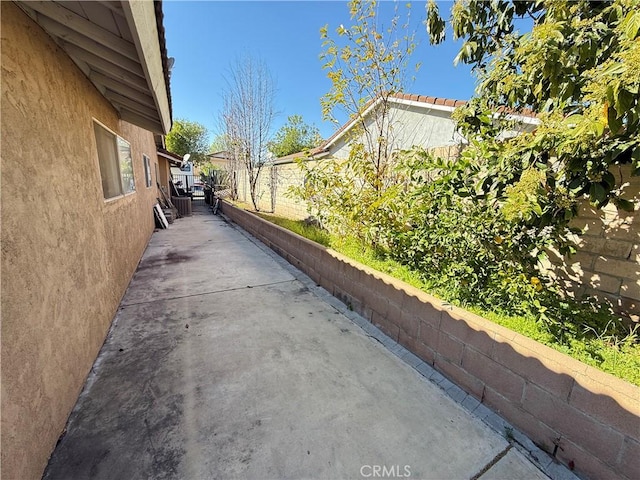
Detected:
[
  {"left": 204, "top": 170, "right": 232, "bottom": 204},
  {"left": 172, "top": 173, "right": 205, "bottom": 206}
]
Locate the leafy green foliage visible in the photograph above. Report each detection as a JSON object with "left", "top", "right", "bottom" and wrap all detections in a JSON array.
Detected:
[
  {"left": 267, "top": 115, "right": 322, "bottom": 158},
  {"left": 426, "top": 0, "right": 640, "bottom": 211},
  {"left": 165, "top": 119, "right": 210, "bottom": 166},
  {"left": 209, "top": 134, "right": 230, "bottom": 154},
  {"left": 296, "top": 140, "right": 633, "bottom": 352},
  {"left": 291, "top": 148, "right": 404, "bottom": 247},
  {"left": 293, "top": 0, "right": 639, "bottom": 377}
]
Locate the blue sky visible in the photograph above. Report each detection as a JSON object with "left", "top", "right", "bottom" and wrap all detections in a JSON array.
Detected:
[{"left": 163, "top": 1, "right": 477, "bottom": 143}]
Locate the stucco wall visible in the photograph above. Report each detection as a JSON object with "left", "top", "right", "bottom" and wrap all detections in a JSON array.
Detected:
[{"left": 1, "top": 4, "right": 161, "bottom": 479}]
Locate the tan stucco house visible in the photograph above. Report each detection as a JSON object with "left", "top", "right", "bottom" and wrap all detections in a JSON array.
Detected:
[
  {"left": 208, "top": 150, "right": 234, "bottom": 170},
  {"left": 1, "top": 2, "right": 173, "bottom": 479}
]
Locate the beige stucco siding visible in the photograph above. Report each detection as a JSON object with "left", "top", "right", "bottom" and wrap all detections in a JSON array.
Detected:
[{"left": 1, "top": 4, "right": 160, "bottom": 479}]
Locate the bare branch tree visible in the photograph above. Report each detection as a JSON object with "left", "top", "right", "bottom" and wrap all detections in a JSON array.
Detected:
[{"left": 221, "top": 56, "right": 277, "bottom": 210}]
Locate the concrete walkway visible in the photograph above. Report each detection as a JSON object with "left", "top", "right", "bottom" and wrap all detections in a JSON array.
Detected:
[{"left": 44, "top": 206, "right": 564, "bottom": 480}]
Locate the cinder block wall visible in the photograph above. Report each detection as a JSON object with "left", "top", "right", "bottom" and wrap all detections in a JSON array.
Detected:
[
  {"left": 235, "top": 160, "right": 315, "bottom": 219},
  {"left": 548, "top": 166, "right": 639, "bottom": 318},
  {"left": 271, "top": 162, "right": 313, "bottom": 220},
  {"left": 222, "top": 202, "right": 640, "bottom": 480}
]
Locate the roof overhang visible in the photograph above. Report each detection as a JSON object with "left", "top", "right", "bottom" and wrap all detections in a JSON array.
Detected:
[
  {"left": 273, "top": 149, "right": 330, "bottom": 165},
  {"left": 208, "top": 151, "right": 233, "bottom": 160},
  {"left": 157, "top": 148, "right": 183, "bottom": 167},
  {"left": 16, "top": 0, "right": 172, "bottom": 134}
]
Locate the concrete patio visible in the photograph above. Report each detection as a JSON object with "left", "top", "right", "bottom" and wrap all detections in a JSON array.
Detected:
[{"left": 43, "top": 206, "right": 565, "bottom": 480}]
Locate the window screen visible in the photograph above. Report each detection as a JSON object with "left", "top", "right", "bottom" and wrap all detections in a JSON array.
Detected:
[{"left": 118, "top": 136, "right": 135, "bottom": 194}]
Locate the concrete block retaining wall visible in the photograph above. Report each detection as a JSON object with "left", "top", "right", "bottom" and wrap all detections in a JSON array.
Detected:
[
  {"left": 221, "top": 202, "right": 640, "bottom": 480},
  {"left": 542, "top": 165, "right": 639, "bottom": 319}
]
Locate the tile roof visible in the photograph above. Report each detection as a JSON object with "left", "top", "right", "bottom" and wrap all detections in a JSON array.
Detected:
[{"left": 393, "top": 92, "right": 467, "bottom": 108}]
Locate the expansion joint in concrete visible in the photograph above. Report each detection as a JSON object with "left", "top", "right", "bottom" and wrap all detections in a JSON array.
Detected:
[
  {"left": 470, "top": 444, "right": 513, "bottom": 480},
  {"left": 119, "top": 279, "right": 296, "bottom": 308}
]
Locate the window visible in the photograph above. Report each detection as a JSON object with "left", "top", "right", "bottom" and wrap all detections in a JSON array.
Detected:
[
  {"left": 93, "top": 121, "right": 135, "bottom": 199},
  {"left": 143, "top": 154, "right": 152, "bottom": 188}
]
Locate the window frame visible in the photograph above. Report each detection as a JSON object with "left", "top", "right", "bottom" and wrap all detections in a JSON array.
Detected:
[
  {"left": 93, "top": 119, "right": 136, "bottom": 201},
  {"left": 143, "top": 154, "right": 153, "bottom": 188}
]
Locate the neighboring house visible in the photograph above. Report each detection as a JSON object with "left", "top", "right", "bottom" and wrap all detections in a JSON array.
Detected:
[
  {"left": 1, "top": 2, "right": 172, "bottom": 479},
  {"left": 240, "top": 93, "right": 536, "bottom": 218},
  {"left": 208, "top": 150, "right": 234, "bottom": 170}
]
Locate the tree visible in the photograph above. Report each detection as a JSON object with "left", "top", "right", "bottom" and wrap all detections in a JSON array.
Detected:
[
  {"left": 209, "top": 133, "right": 229, "bottom": 153},
  {"left": 425, "top": 0, "right": 639, "bottom": 214},
  {"left": 267, "top": 115, "right": 322, "bottom": 158},
  {"left": 295, "top": 0, "right": 419, "bottom": 243},
  {"left": 320, "top": 0, "right": 418, "bottom": 182},
  {"left": 221, "top": 56, "right": 277, "bottom": 210},
  {"left": 165, "top": 119, "right": 210, "bottom": 166}
]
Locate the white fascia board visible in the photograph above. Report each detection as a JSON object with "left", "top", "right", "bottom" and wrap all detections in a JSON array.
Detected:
[
  {"left": 157, "top": 150, "right": 183, "bottom": 167},
  {"left": 322, "top": 97, "right": 384, "bottom": 151},
  {"left": 273, "top": 150, "right": 330, "bottom": 166},
  {"left": 121, "top": 1, "right": 171, "bottom": 134}
]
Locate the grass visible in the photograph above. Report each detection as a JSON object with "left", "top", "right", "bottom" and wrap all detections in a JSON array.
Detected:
[
  {"left": 254, "top": 212, "right": 332, "bottom": 247},
  {"left": 252, "top": 211, "right": 640, "bottom": 386}
]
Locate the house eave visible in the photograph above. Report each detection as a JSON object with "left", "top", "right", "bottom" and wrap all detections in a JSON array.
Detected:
[
  {"left": 157, "top": 148, "right": 183, "bottom": 167},
  {"left": 121, "top": 0, "right": 171, "bottom": 134},
  {"left": 16, "top": 0, "right": 172, "bottom": 135}
]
